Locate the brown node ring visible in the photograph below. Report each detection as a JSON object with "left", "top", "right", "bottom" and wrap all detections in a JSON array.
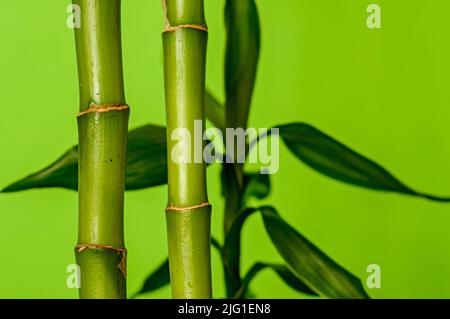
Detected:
[
  {"left": 77, "top": 104, "right": 130, "bottom": 118},
  {"left": 75, "top": 243, "right": 127, "bottom": 278},
  {"left": 164, "top": 24, "right": 208, "bottom": 33},
  {"left": 166, "top": 202, "right": 211, "bottom": 213}
]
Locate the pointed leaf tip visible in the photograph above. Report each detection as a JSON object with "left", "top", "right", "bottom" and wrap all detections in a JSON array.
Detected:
[
  {"left": 133, "top": 259, "right": 171, "bottom": 298},
  {"left": 235, "top": 262, "right": 318, "bottom": 298},
  {"left": 260, "top": 205, "right": 370, "bottom": 299},
  {"left": 278, "top": 122, "right": 450, "bottom": 202},
  {"left": 2, "top": 124, "right": 168, "bottom": 193}
]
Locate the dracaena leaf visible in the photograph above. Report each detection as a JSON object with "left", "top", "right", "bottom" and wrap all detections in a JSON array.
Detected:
[
  {"left": 220, "top": 170, "right": 270, "bottom": 201},
  {"left": 132, "top": 259, "right": 170, "bottom": 298},
  {"left": 205, "top": 90, "right": 225, "bottom": 130},
  {"left": 260, "top": 206, "right": 370, "bottom": 299},
  {"left": 278, "top": 123, "right": 450, "bottom": 202},
  {"left": 1, "top": 124, "right": 167, "bottom": 193},
  {"left": 234, "top": 262, "right": 318, "bottom": 299},
  {"left": 223, "top": 207, "right": 258, "bottom": 273},
  {"left": 225, "top": 0, "right": 260, "bottom": 128},
  {"left": 243, "top": 172, "right": 271, "bottom": 201},
  {"left": 211, "top": 236, "right": 222, "bottom": 252}
]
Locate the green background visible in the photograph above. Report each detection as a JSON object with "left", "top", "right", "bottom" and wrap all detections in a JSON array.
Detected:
[{"left": 1, "top": 0, "right": 450, "bottom": 298}]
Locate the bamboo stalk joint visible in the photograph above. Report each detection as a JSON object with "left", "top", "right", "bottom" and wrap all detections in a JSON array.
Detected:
[
  {"left": 75, "top": 243, "right": 127, "bottom": 278},
  {"left": 77, "top": 104, "right": 130, "bottom": 118},
  {"left": 165, "top": 202, "right": 211, "bottom": 213}
]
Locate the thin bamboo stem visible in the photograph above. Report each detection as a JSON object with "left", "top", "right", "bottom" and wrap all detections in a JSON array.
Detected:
[
  {"left": 162, "top": 0, "right": 212, "bottom": 299},
  {"left": 222, "top": 0, "right": 261, "bottom": 298},
  {"left": 73, "top": 0, "right": 128, "bottom": 299}
]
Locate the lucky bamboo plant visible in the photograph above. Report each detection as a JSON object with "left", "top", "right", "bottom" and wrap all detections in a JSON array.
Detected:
[
  {"left": 162, "top": 0, "right": 212, "bottom": 298},
  {"left": 2, "top": 0, "right": 450, "bottom": 299},
  {"left": 72, "top": 0, "right": 129, "bottom": 299}
]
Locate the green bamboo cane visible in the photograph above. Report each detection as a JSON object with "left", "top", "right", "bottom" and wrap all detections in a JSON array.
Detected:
[
  {"left": 162, "top": 0, "right": 212, "bottom": 298},
  {"left": 73, "top": 0, "right": 129, "bottom": 299}
]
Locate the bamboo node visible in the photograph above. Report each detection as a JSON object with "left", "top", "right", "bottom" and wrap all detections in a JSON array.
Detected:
[
  {"left": 164, "top": 24, "right": 208, "bottom": 33},
  {"left": 166, "top": 202, "right": 211, "bottom": 212},
  {"left": 75, "top": 243, "right": 127, "bottom": 278},
  {"left": 77, "top": 104, "right": 129, "bottom": 118}
]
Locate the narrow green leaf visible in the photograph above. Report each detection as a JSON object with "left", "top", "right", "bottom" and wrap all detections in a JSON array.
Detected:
[
  {"left": 211, "top": 236, "right": 222, "bottom": 253},
  {"left": 225, "top": 0, "right": 260, "bottom": 129},
  {"left": 205, "top": 90, "right": 225, "bottom": 130},
  {"left": 131, "top": 259, "right": 170, "bottom": 298},
  {"left": 222, "top": 207, "right": 258, "bottom": 296},
  {"left": 260, "top": 206, "right": 370, "bottom": 299},
  {"left": 278, "top": 123, "right": 450, "bottom": 202},
  {"left": 1, "top": 147, "right": 79, "bottom": 192},
  {"left": 223, "top": 207, "right": 258, "bottom": 266},
  {"left": 234, "top": 262, "right": 318, "bottom": 299},
  {"left": 243, "top": 172, "right": 271, "bottom": 201},
  {"left": 123, "top": 124, "right": 167, "bottom": 190},
  {"left": 1, "top": 124, "right": 167, "bottom": 193},
  {"left": 221, "top": 170, "right": 270, "bottom": 202},
  {"left": 269, "top": 264, "right": 319, "bottom": 297}
]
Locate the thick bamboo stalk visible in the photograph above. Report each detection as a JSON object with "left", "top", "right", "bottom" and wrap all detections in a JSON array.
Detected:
[
  {"left": 162, "top": 0, "right": 212, "bottom": 299},
  {"left": 73, "top": 0, "right": 129, "bottom": 299}
]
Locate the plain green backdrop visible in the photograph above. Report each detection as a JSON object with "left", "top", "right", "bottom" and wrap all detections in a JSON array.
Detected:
[{"left": 1, "top": 0, "right": 450, "bottom": 298}]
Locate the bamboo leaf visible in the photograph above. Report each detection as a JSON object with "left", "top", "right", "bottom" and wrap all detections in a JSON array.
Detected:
[
  {"left": 225, "top": 0, "right": 260, "bottom": 128},
  {"left": 211, "top": 236, "right": 222, "bottom": 252},
  {"left": 260, "top": 206, "right": 370, "bottom": 299},
  {"left": 1, "top": 124, "right": 167, "bottom": 192},
  {"left": 243, "top": 172, "right": 271, "bottom": 201},
  {"left": 122, "top": 124, "right": 167, "bottom": 190},
  {"left": 234, "top": 262, "right": 318, "bottom": 298},
  {"left": 278, "top": 123, "right": 450, "bottom": 202},
  {"left": 131, "top": 259, "right": 170, "bottom": 298},
  {"left": 205, "top": 90, "right": 225, "bottom": 130},
  {"left": 2, "top": 148, "right": 79, "bottom": 192},
  {"left": 223, "top": 208, "right": 258, "bottom": 265}
]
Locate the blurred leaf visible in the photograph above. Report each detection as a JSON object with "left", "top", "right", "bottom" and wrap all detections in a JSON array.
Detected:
[
  {"left": 132, "top": 259, "right": 170, "bottom": 298},
  {"left": 205, "top": 90, "right": 225, "bottom": 130},
  {"left": 225, "top": 0, "right": 260, "bottom": 128},
  {"left": 211, "top": 236, "right": 222, "bottom": 252},
  {"left": 243, "top": 172, "right": 271, "bottom": 201},
  {"left": 278, "top": 123, "right": 450, "bottom": 202},
  {"left": 223, "top": 207, "right": 258, "bottom": 266},
  {"left": 123, "top": 125, "right": 167, "bottom": 190},
  {"left": 260, "top": 206, "right": 370, "bottom": 299},
  {"left": 220, "top": 170, "right": 270, "bottom": 202},
  {"left": 1, "top": 124, "right": 167, "bottom": 193},
  {"left": 234, "top": 262, "right": 318, "bottom": 299},
  {"left": 222, "top": 207, "right": 258, "bottom": 296}
]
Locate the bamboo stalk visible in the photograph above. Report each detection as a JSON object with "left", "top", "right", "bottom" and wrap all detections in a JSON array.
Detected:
[
  {"left": 73, "top": 0, "right": 129, "bottom": 299},
  {"left": 162, "top": 0, "right": 212, "bottom": 299}
]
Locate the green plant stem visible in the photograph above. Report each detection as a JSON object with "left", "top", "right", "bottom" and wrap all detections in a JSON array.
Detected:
[
  {"left": 222, "top": 164, "right": 244, "bottom": 296},
  {"left": 73, "top": 0, "right": 128, "bottom": 299},
  {"left": 162, "top": 0, "right": 212, "bottom": 299},
  {"left": 222, "top": 0, "right": 260, "bottom": 298}
]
